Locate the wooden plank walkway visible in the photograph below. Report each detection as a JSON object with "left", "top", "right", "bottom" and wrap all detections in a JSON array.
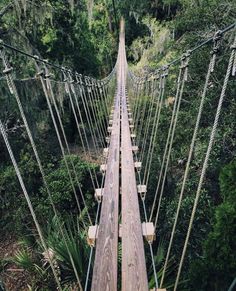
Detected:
[
  {"left": 91, "top": 78, "right": 120, "bottom": 290},
  {"left": 91, "top": 18, "right": 148, "bottom": 291},
  {"left": 119, "top": 23, "right": 149, "bottom": 291}
]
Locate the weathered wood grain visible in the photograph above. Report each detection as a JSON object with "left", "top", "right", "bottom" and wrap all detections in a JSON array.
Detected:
[
  {"left": 91, "top": 18, "right": 148, "bottom": 291},
  {"left": 91, "top": 88, "right": 120, "bottom": 291},
  {"left": 120, "top": 24, "right": 149, "bottom": 291}
]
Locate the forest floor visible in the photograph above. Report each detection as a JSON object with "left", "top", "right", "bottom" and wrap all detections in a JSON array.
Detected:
[{"left": 0, "top": 234, "right": 28, "bottom": 291}]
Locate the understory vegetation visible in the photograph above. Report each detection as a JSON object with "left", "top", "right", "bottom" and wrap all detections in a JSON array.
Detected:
[{"left": 0, "top": 0, "right": 236, "bottom": 290}]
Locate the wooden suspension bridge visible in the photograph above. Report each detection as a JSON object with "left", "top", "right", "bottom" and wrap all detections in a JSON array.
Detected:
[
  {"left": 0, "top": 14, "right": 235, "bottom": 291},
  {"left": 91, "top": 19, "right": 150, "bottom": 291}
]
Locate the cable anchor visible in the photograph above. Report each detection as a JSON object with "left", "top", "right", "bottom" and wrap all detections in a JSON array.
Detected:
[
  {"left": 67, "top": 70, "right": 76, "bottom": 94},
  {"left": 181, "top": 50, "right": 191, "bottom": 81},
  {"left": 61, "top": 67, "right": 70, "bottom": 94},
  {"left": 210, "top": 30, "right": 223, "bottom": 72},
  {"left": 0, "top": 48, "right": 14, "bottom": 94}
]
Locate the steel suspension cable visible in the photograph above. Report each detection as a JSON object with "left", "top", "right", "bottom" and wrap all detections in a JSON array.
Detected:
[
  {"left": 85, "top": 78, "right": 106, "bottom": 148},
  {"left": 129, "top": 74, "right": 160, "bottom": 288},
  {"left": 76, "top": 75, "right": 100, "bottom": 152},
  {"left": 83, "top": 92, "right": 115, "bottom": 290},
  {"left": 87, "top": 77, "right": 107, "bottom": 146},
  {"left": 148, "top": 61, "right": 184, "bottom": 221},
  {"left": 139, "top": 77, "right": 154, "bottom": 158},
  {"left": 44, "top": 68, "right": 93, "bottom": 224},
  {"left": 153, "top": 52, "right": 191, "bottom": 228},
  {"left": 68, "top": 76, "right": 101, "bottom": 188},
  {"left": 0, "top": 51, "right": 85, "bottom": 288},
  {"left": 140, "top": 75, "right": 162, "bottom": 171},
  {"left": 128, "top": 71, "right": 161, "bottom": 290},
  {"left": 90, "top": 78, "right": 108, "bottom": 138},
  {"left": 63, "top": 71, "right": 99, "bottom": 190},
  {"left": 160, "top": 33, "right": 222, "bottom": 287},
  {"left": 97, "top": 81, "right": 109, "bottom": 125},
  {"left": 133, "top": 79, "right": 141, "bottom": 122},
  {"left": 104, "top": 80, "right": 114, "bottom": 115},
  {"left": 35, "top": 62, "right": 85, "bottom": 222},
  {"left": 136, "top": 78, "right": 150, "bottom": 147},
  {"left": 140, "top": 75, "right": 159, "bottom": 163},
  {"left": 0, "top": 120, "right": 63, "bottom": 291},
  {"left": 142, "top": 67, "right": 168, "bottom": 187},
  {"left": 173, "top": 33, "right": 236, "bottom": 291},
  {"left": 76, "top": 84, "right": 100, "bottom": 156},
  {"left": 137, "top": 79, "right": 146, "bottom": 117},
  {"left": 83, "top": 78, "right": 104, "bottom": 148},
  {"left": 84, "top": 201, "right": 101, "bottom": 291},
  {"left": 94, "top": 79, "right": 110, "bottom": 126},
  {"left": 132, "top": 80, "right": 140, "bottom": 114},
  {"left": 134, "top": 78, "right": 145, "bottom": 131},
  {"left": 128, "top": 75, "right": 138, "bottom": 113},
  {"left": 100, "top": 80, "right": 110, "bottom": 115}
]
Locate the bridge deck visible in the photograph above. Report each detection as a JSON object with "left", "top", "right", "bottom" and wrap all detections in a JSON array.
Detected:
[
  {"left": 91, "top": 19, "right": 148, "bottom": 291},
  {"left": 120, "top": 38, "right": 149, "bottom": 291},
  {"left": 121, "top": 97, "right": 149, "bottom": 290},
  {"left": 91, "top": 87, "right": 120, "bottom": 290}
]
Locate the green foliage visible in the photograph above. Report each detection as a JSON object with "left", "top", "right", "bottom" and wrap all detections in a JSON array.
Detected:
[
  {"left": 148, "top": 240, "right": 176, "bottom": 289},
  {"left": 12, "top": 249, "right": 34, "bottom": 271},
  {"left": 44, "top": 215, "right": 90, "bottom": 286},
  {"left": 130, "top": 3, "right": 236, "bottom": 288},
  {"left": 90, "top": 2, "right": 117, "bottom": 75},
  {"left": 0, "top": 0, "right": 236, "bottom": 289},
  {"left": 9, "top": 214, "right": 90, "bottom": 289},
  {"left": 41, "top": 28, "right": 58, "bottom": 49},
  {"left": 129, "top": 16, "right": 172, "bottom": 69},
  {"left": 38, "top": 154, "right": 96, "bottom": 217},
  {"left": 0, "top": 150, "right": 39, "bottom": 232},
  {"left": 189, "top": 160, "right": 236, "bottom": 290},
  {"left": 11, "top": 247, "right": 53, "bottom": 289},
  {"left": 0, "top": 152, "right": 96, "bottom": 233},
  {"left": 0, "top": 0, "right": 118, "bottom": 77},
  {"left": 219, "top": 160, "right": 236, "bottom": 202}
]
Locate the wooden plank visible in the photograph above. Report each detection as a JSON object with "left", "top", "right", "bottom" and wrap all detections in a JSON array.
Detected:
[
  {"left": 91, "top": 88, "right": 120, "bottom": 290},
  {"left": 120, "top": 22, "right": 149, "bottom": 291},
  {"left": 91, "top": 18, "right": 148, "bottom": 290}
]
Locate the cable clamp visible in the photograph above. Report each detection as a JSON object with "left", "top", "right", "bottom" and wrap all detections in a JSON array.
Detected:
[
  {"left": 213, "top": 30, "right": 223, "bottom": 42},
  {"left": 84, "top": 76, "right": 89, "bottom": 86},
  {"left": 36, "top": 69, "right": 45, "bottom": 77},
  {"left": 79, "top": 73, "right": 84, "bottom": 85},
  {"left": 44, "top": 72, "right": 54, "bottom": 79},
  {"left": 211, "top": 30, "right": 223, "bottom": 55},
  {"left": 33, "top": 55, "right": 40, "bottom": 61},
  {"left": 163, "top": 65, "right": 169, "bottom": 77},
  {"left": 0, "top": 47, "right": 13, "bottom": 74},
  {"left": 154, "top": 69, "right": 160, "bottom": 80},
  {"left": 3, "top": 66, "right": 13, "bottom": 74},
  {"left": 230, "top": 43, "right": 236, "bottom": 50},
  {"left": 61, "top": 67, "right": 68, "bottom": 82},
  {"left": 42, "top": 61, "right": 53, "bottom": 79},
  {"left": 75, "top": 72, "right": 80, "bottom": 84},
  {"left": 182, "top": 50, "right": 191, "bottom": 68},
  {"left": 68, "top": 70, "right": 75, "bottom": 83},
  {"left": 180, "top": 50, "right": 191, "bottom": 80},
  {"left": 44, "top": 74, "right": 51, "bottom": 79}
]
